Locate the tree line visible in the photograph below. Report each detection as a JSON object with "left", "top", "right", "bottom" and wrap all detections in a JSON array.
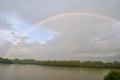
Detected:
[{"left": 0, "top": 57, "right": 120, "bottom": 68}]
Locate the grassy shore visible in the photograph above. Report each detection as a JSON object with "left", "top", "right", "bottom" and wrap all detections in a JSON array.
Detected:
[{"left": 0, "top": 57, "right": 120, "bottom": 68}]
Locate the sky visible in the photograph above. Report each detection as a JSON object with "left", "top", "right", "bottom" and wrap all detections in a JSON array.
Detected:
[{"left": 0, "top": 0, "right": 120, "bottom": 61}]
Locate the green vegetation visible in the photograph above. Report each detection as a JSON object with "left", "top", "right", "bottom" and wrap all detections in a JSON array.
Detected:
[
  {"left": 0, "top": 57, "right": 12, "bottom": 64},
  {"left": 0, "top": 57, "right": 120, "bottom": 68},
  {"left": 104, "top": 70, "right": 120, "bottom": 80}
]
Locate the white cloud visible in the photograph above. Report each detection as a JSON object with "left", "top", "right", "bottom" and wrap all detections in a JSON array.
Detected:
[
  {"left": 0, "top": 12, "right": 33, "bottom": 43},
  {"left": 7, "top": 14, "right": 120, "bottom": 61},
  {"left": 0, "top": 0, "right": 120, "bottom": 61}
]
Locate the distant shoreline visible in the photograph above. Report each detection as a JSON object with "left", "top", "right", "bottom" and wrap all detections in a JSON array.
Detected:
[{"left": 0, "top": 57, "right": 120, "bottom": 68}]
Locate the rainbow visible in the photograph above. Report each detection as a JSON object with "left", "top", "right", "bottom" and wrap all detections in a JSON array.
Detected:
[{"left": 4, "top": 12, "right": 120, "bottom": 58}]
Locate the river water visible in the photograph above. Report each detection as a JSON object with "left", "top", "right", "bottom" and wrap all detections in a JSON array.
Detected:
[{"left": 0, "top": 64, "right": 111, "bottom": 80}]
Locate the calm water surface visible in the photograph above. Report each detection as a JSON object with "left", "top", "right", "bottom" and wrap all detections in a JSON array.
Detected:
[{"left": 0, "top": 64, "right": 112, "bottom": 80}]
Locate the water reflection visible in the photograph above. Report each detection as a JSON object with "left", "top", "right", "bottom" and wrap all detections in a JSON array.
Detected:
[{"left": 0, "top": 64, "right": 111, "bottom": 80}]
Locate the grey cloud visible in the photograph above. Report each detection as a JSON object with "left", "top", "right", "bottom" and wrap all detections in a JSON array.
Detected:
[
  {"left": 0, "top": 12, "right": 32, "bottom": 43},
  {"left": 0, "top": 40, "right": 12, "bottom": 56},
  {"left": 0, "top": 12, "right": 31, "bottom": 31},
  {"left": 0, "top": 0, "right": 120, "bottom": 22},
  {"left": 0, "top": 0, "right": 120, "bottom": 61},
  {"left": 7, "top": 15, "right": 120, "bottom": 61}
]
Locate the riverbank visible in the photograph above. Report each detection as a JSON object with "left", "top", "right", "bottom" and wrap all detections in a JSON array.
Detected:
[{"left": 0, "top": 57, "right": 120, "bottom": 68}]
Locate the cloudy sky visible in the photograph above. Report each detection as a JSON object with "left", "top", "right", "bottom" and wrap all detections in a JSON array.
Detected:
[{"left": 0, "top": 0, "right": 120, "bottom": 61}]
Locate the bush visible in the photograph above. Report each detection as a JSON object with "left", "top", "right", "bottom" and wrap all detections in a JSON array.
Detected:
[{"left": 104, "top": 70, "right": 120, "bottom": 80}]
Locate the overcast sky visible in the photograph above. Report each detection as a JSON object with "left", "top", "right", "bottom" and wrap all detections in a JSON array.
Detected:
[{"left": 0, "top": 0, "right": 120, "bottom": 61}]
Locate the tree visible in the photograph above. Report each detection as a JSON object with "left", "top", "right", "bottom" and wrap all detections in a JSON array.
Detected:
[{"left": 104, "top": 70, "right": 120, "bottom": 80}]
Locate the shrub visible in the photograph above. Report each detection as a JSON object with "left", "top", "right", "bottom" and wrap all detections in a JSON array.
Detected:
[{"left": 104, "top": 70, "right": 120, "bottom": 80}]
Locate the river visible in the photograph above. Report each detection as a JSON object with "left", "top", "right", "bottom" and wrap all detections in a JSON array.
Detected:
[{"left": 0, "top": 64, "right": 111, "bottom": 80}]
